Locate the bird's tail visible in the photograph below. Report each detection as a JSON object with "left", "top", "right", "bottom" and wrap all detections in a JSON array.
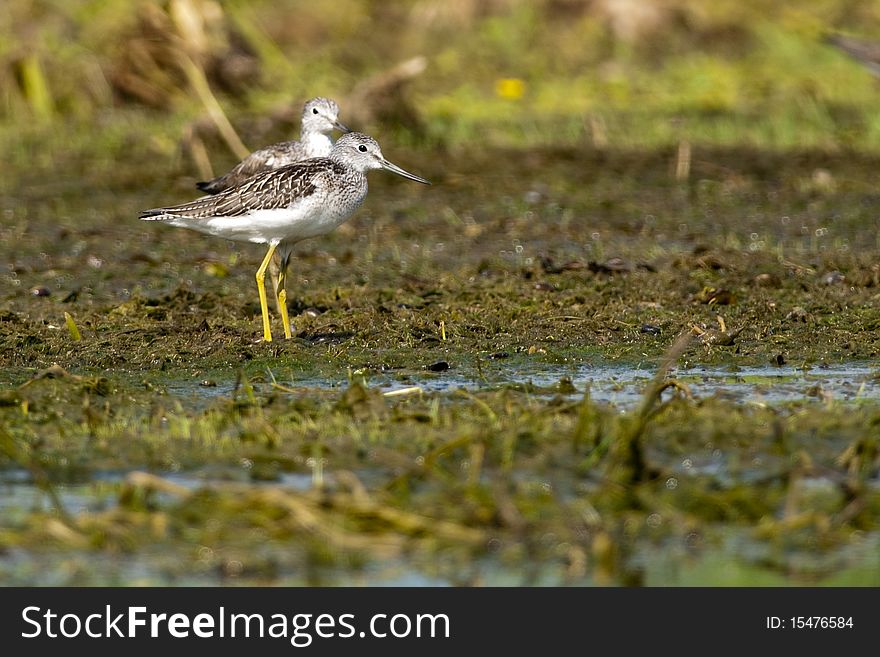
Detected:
[{"left": 139, "top": 208, "right": 168, "bottom": 220}]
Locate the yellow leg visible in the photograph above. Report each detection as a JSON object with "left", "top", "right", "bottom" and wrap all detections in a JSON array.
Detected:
[
  {"left": 268, "top": 254, "right": 281, "bottom": 315},
  {"left": 276, "top": 251, "right": 293, "bottom": 339},
  {"left": 256, "top": 243, "right": 277, "bottom": 342}
]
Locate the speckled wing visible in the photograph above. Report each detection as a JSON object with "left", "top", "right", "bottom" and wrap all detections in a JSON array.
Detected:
[
  {"left": 141, "top": 159, "right": 336, "bottom": 220},
  {"left": 196, "top": 140, "right": 308, "bottom": 194}
]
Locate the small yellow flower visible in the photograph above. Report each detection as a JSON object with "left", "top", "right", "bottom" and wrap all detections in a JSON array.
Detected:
[{"left": 495, "top": 78, "right": 525, "bottom": 100}]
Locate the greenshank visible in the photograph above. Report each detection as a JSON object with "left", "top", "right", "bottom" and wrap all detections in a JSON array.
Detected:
[
  {"left": 141, "top": 132, "right": 430, "bottom": 342},
  {"left": 196, "top": 97, "right": 349, "bottom": 194}
]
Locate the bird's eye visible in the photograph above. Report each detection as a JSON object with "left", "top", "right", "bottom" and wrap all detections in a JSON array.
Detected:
[
  {"left": 312, "top": 108, "right": 319, "bottom": 114},
  {"left": 358, "top": 144, "right": 368, "bottom": 152}
]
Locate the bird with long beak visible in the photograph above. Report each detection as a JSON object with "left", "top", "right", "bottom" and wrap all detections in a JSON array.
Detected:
[{"left": 141, "top": 132, "right": 430, "bottom": 342}]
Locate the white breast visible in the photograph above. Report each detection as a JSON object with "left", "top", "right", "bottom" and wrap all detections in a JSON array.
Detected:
[
  {"left": 302, "top": 133, "right": 333, "bottom": 158},
  {"left": 167, "top": 191, "right": 365, "bottom": 245}
]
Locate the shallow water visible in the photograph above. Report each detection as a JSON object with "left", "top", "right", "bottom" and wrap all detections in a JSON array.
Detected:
[
  {"left": 4, "top": 356, "right": 879, "bottom": 586},
  {"left": 0, "top": 469, "right": 517, "bottom": 585},
  {"left": 5, "top": 461, "right": 877, "bottom": 586},
  {"left": 164, "top": 360, "right": 880, "bottom": 409}
]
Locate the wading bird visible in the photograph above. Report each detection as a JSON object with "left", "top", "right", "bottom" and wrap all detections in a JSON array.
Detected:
[{"left": 141, "top": 132, "right": 430, "bottom": 342}]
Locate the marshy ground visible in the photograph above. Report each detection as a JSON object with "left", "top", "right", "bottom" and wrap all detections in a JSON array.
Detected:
[
  {"left": 2, "top": 0, "right": 880, "bottom": 585},
  {"left": 3, "top": 143, "right": 880, "bottom": 585}
]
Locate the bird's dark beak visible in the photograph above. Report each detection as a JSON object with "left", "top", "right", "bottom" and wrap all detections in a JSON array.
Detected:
[
  {"left": 334, "top": 120, "right": 351, "bottom": 133},
  {"left": 380, "top": 158, "right": 431, "bottom": 185}
]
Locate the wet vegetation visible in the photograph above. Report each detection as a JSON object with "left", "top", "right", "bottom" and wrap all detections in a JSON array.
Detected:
[{"left": 2, "top": 0, "right": 880, "bottom": 585}]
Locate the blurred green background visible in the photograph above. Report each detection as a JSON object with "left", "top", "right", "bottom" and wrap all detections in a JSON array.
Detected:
[{"left": 3, "top": 0, "right": 880, "bottom": 180}]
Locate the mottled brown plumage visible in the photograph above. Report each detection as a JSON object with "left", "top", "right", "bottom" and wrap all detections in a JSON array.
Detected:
[{"left": 144, "top": 160, "right": 342, "bottom": 220}]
